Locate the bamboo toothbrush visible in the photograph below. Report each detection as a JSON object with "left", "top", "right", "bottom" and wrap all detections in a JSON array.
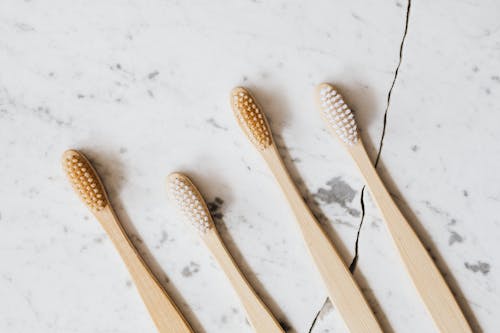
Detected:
[
  {"left": 62, "top": 149, "right": 193, "bottom": 333},
  {"left": 167, "top": 172, "right": 285, "bottom": 333},
  {"left": 316, "top": 83, "right": 472, "bottom": 333},
  {"left": 230, "top": 87, "right": 383, "bottom": 333}
]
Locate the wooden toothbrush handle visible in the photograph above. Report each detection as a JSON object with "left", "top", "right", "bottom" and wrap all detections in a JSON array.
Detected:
[
  {"left": 95, "top": 208, "right": 193, "bottom": 333},
  {"left": 351, "top": 142, "right": 472, "bottom": 333},
  {"left": 203, "top": 231, "right": 284, "bottom": 333},
  {"left": 262, "top": 146, "right": 382, "bottom": 333}
]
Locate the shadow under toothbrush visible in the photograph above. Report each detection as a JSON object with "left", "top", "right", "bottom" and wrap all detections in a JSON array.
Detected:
[
  {"left": 348, "top": 268, "right": 396, "bottom": 333},
  {"left": 188, "top": 171, "right": 294, "bottom": 333},
  {"left": 372, "top": 158, "right": 483, "bottom": 333},
  {"left": 332, "top": 82, "right": 480, "bottom": 332},
  {"left": 247, "top": 85, "right": 397, "bottom": 332},
  {"left": 214, "top": 217, "right": 295, "bottom": 333},
  {"left": 270, "top": 134, "right": 395, "bottom": 333},
  {"left": 345, "top": 76, "right": 482, "bottom": 331},
  {"left": 271, "top": 131, "right": 356, "bottom": 263},
  {"left": 82, "top": 149, "right": 207, "bottom": 333}
]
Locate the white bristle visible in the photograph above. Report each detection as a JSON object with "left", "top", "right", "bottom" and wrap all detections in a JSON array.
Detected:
[
  {"left": 318, "top": 84, "right": 358, "bottom": 145},
  {"left": 169, "top": 175, "right": 212, "bottom": 234}
]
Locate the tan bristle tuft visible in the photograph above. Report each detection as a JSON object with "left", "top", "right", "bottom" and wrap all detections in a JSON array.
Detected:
[
  {"left": 317, "top": 83, "right": 359, "bottom": 146},
  {"left": 167, "top": 173, "right": 213, "bottom": 234},
  {"left": 62, "top": 150, "right": 107, "bottom": 212},
  {"left": 230, "top": 87, "right": 273, "bottom": 150}
]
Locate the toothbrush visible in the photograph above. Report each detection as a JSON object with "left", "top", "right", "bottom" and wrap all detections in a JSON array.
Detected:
[
  {"left": 316, "top": 83, "right": 472, "bottom": 333},
  {"left": 167, "top": 172, "right": 285, "bottom": 333},
  {"left": 230, "top": 87, "right": 383, "bottom": 333},
  {"left": 62, "top": 149, "right": 193, "bottom": 333}
]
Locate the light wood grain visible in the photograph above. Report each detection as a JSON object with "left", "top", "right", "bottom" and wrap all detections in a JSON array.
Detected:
[
  {"left": 348, "top": 140, "right": 472, "bottom": 333},
  {"left": 95, "top": 207, "right": 194, "bottom": 333},
  {"left": 261, "top": 145, "right": 383, "bottom": 333},
  {"left": 201, "top": 229, "right": 285, "bottom": 333}
]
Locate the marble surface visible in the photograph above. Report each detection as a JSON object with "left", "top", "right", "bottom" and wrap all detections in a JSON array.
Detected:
[{"left": 1, "top": 0, "right": 499, "bottom": 332}]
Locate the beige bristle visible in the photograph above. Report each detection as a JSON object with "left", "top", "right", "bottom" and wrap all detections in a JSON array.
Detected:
[
  {"left": 230, "top": 87, "right": 273, "bottom": 150},
  {"left": 62, "top": 150, "right": 107, "bottom": 212},
  {"left": 168, "top": 173, "right": 213, "bottom": 234},
  {"left": 317, "top": 83, "right": 359, "bottom": 146}
]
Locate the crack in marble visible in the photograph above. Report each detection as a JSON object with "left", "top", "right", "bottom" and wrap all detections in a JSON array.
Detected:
[
  {"left": 350, "top": 0, "right": 412, "bottom": 273},
  {"left": 349, "top": 186, "right": 366, "bottom": 272},
  {"left": 307, "top": 1, "right": 412, "bottom": 331},
  {"left": 374, "top": 0, "right": 411, "bottom": 167},
  {"left": 307, "top": 299, "right": 329, "bottom": 333}
]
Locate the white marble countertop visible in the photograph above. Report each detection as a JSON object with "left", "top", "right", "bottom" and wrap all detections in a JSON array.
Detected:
[{"left": 1, "top": 0, "right": 499, "bottom": 332}]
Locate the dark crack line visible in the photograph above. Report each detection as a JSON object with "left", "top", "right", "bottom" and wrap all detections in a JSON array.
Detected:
[
  {"left": 375, "top": 0, "right": 411, "bottom": 167},
  {"left": 307, "top": 299, "right": 328, "bottom": 333},
  {"left": 349, "top": 186, "right": 366, "bottom": 272},
  {"left": 349, "top": 0, "right": 411, "bottom": 273}
]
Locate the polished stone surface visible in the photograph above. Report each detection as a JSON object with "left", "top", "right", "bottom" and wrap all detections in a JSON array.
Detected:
[{"left": 1, "top": 0, "right": 498, "bottom": 332}]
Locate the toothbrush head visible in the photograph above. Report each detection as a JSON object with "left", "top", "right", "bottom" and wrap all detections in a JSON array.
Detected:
[
  {"left": 167, "top": 173, "right": 213, "bottom": 234},
  {"left": 317, "top": 83, "right": 359, "bottom": 146},
  {"left": 230, "top": 87, "right": 273, "bottom": 151},
  {"left": 62, "top": 149, "right": 108, "bottom": 212}
]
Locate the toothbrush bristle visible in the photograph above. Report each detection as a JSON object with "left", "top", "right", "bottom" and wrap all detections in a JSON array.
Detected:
[
  {"left": 62, "top": 150, "right": 107, "bottom": 212},
  {"left": 230, "top": 87, "right": 272, "bottom": 150},
  {"left": 168, "top": 173, "right": 213, "bottom": 234},
  {"left": 317, "top": 83, "right": 358, "bottom": 146}
]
